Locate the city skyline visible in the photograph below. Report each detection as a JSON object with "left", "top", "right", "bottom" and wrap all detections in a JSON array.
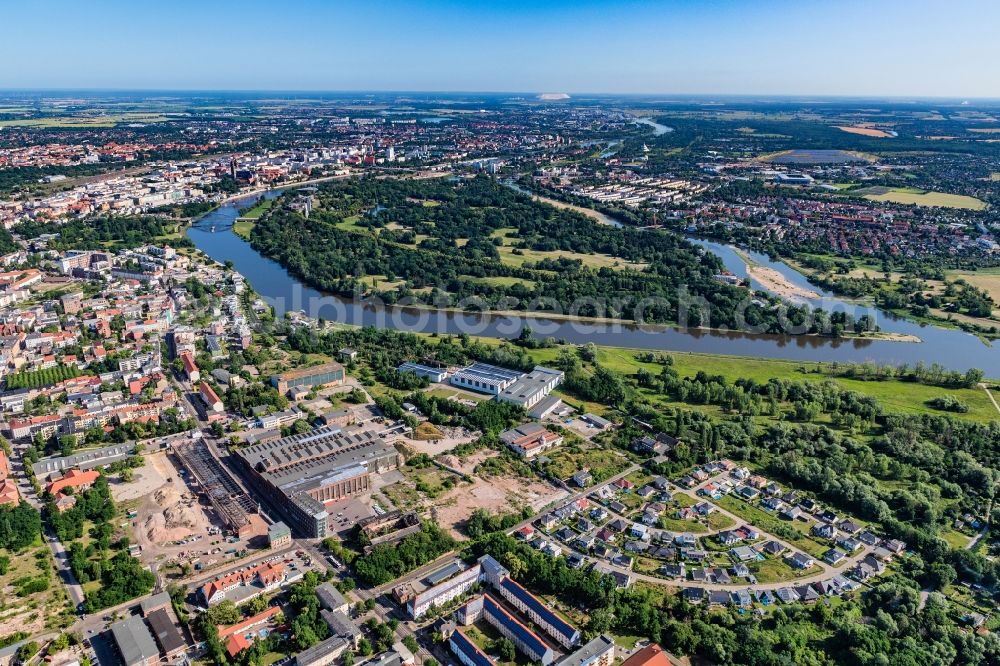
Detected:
[{"left": 2, "top": 0, "right": 999, "bottom": 97}]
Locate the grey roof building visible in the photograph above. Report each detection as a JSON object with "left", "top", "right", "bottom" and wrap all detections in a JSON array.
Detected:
[
  {"left": 147, "top": 608, "right": 187, "bottom": 658},
  {"left": 139, "top": 591, "right": 172, "bottom": 616},
  {"left": 316, "top": 582, "right": 349, "bottom": 613},
  {"left": 110, "top": 615, "right": 160, "bottom": 666},
  {"left": 32, "top": 443, "right": 139, "bottom": 479}
]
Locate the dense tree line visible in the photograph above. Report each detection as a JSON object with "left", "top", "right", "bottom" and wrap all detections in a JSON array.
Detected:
[
  {"left": 0, "top": 503, "right": 42, "bottom": 551},
  {"left": 353, "top": 522, "right": 456, "bottom": 586},
  {"left": 5, "top": 363, "right": 84, "bottom": 390},
  {"left": 14, "top": 215, "right": 191, "bottom": 250}
]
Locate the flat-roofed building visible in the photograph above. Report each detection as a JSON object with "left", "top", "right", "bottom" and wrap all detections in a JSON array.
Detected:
[
  {"left": 232, "top": 424, "right": 400, "bottom": 537},
  {"left": 528, "top": 395, "right": 563, "bottom": 420},
  {"left": 397, "top": 362, "right": 447, "bottom": 383},
  {"left": 31, "top": 442, "right": 141, "bottom": 480},
  {"left": 559, "top": 636, "right": 616, "bottom": 666},
  {"left": 497, "top": 366, "right": 563, "bottom": 409},
  {"left": 408, "top": 562, "right": 482, "bottom": 619},
  {"left": 268, "top": 521, "right": 292, "bottom": 549},
  {"left": 272, "top": 362, "right": 345, "bottom": 395},
  {"left": 450, "top": 363, "right": 522, "bottom": 396}
]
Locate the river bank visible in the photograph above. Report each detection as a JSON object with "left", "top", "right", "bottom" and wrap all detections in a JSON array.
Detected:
[
  {"left": 187, "top": 181, "right": 1000, "bottom": 374},
  {"left": 730, "top": 247, "right": 822, "bottom": 301}
]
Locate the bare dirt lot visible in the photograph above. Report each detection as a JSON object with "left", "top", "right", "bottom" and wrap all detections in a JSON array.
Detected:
[
  {"left": 402, "top": 426, "right": 479, "bottom": 457},
  {"left": 143, "top": 485, "right": 214, "bottom": 544},
  {"left": 432, "top": 467, "right": 567, "bottom": 538},
  {"left": 109, "top": 452, "right": 169, "bottom": 502},
  {"left": 124, "top": 452, "right": 233, "bottom": 566}
]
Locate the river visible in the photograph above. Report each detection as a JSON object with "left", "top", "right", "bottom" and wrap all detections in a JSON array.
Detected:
[
  {"left": 635, "top": 117, "right": 672, "bottom": 136},
  {"left": 188, "top": 192, "right": 1000, "bottom": 375}
]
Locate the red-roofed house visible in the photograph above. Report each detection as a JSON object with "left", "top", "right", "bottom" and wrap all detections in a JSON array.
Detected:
[
  {"left": 199, "top": 561, "right": 287, "bottom": 606},
  {"left": 180, "top": 352, "right": 199, "bottom": 383},
  {"left": 619, "top": 643, "right": 675, "bottom": 666},
  {"left": 200, "top": 382, "right": 224, "bottom": 413},
  {"left": 47, "top": 468, "right": 100, "bottom": 497},
  {"left": 218, "top": 606, "right": 281, "bottom": 657}
]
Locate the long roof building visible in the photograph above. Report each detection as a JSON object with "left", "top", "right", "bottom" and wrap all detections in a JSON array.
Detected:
[{"left": 232, "top": 424, "right": 400, "bottom": 537}]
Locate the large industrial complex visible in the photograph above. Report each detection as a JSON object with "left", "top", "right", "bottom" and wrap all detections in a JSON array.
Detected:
[{"left": 232, "top": 423, "right": 401, "bottom": 537}]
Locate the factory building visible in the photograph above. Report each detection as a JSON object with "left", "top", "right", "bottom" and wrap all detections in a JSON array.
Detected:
[
  {"left": 271, "top": 361, "right": 345, "bottom": 395},
  {"left": 232, "top": 424, "right": 400, "bottom": 537}
]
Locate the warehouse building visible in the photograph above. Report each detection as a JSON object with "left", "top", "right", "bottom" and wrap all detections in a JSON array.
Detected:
[
  {"left": 450, "top": 363, "right": 522, "bottom": 396},
  {"left": 110, "top": 616, "right": 161, "bottom": 666},
  {"left": 397, "top": 362, "right": 448, "bottom": 383},
  {"left": 271, "top": 361, "right": 345, "bottom": 395},
  {"left": 497, "top": 366, "right": 564, "bottom": 409},
  {"left": 232, "top": 424, "right": 400, "bottom": 537}
]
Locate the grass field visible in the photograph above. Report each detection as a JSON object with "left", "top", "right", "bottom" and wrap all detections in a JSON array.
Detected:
[
  {"left": 232, "top": 220, "right": 255, "bottom": 239},
  {"left": 474, "top": 276, "right": 537, "bottom": 289},
  {"left": 521, "top": 344, "right": 999, "bottom": 422},
  {"left": 751, "top": 558, "right": 822, "bottom": 584},
  {"left": 0, "top": 542, "right": 71, "bottom": 637},
  {"left": 425, "top": 387, "right": 487, "bottom": 403},
  {"left": 941, "top": 529, "right": 973, "bottom": 549},
  {"left": 714, "top": 496, "right": 834, "bottom": 559},
  {"left": 863, "top": 188, "right": 987, "bottom": 211},
  {"left": 543, "top": 446, "right": 631, "bottom": 482},
  {"left": 241, "top": 199, "right": 275, "bottom": 219},
  {"left": 490, "top": 228, "right": 646, "bottom": 271}
]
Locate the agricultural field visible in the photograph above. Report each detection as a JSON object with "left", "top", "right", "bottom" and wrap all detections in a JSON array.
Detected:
[
  {"left": 948, "top": 268, "right": 1000, "bottom": 309},
  {"left": 859, "top": 186, "right": 987, "bottom": 210},
  {"left": 835, "top": 125, "right": 894, "bottom": 138},
  {"left": 0, "top": 113, "right": 169, "bottom": 127}
]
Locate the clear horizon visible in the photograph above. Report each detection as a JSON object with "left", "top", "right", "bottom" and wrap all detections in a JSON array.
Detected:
[{"left": 2, "top": 0, "right": 999, "bottom": 98}]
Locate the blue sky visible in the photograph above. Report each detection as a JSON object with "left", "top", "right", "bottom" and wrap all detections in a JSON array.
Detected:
[{"left": 2, "top": 0, "right": 998, "bottom": 97}]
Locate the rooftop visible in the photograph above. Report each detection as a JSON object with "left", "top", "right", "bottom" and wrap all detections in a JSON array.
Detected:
[{"left": 110, "top": 616, "right": 160, "bottom": 666}]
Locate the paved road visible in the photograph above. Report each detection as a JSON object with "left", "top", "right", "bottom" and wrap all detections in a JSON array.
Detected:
[{"left": 9, "top": 448, "right": 87, "bottom": 608}]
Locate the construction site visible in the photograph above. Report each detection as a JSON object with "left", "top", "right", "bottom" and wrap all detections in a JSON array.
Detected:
[{"left": 173, "top": 438, "right": 268, "bottom": 540}]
